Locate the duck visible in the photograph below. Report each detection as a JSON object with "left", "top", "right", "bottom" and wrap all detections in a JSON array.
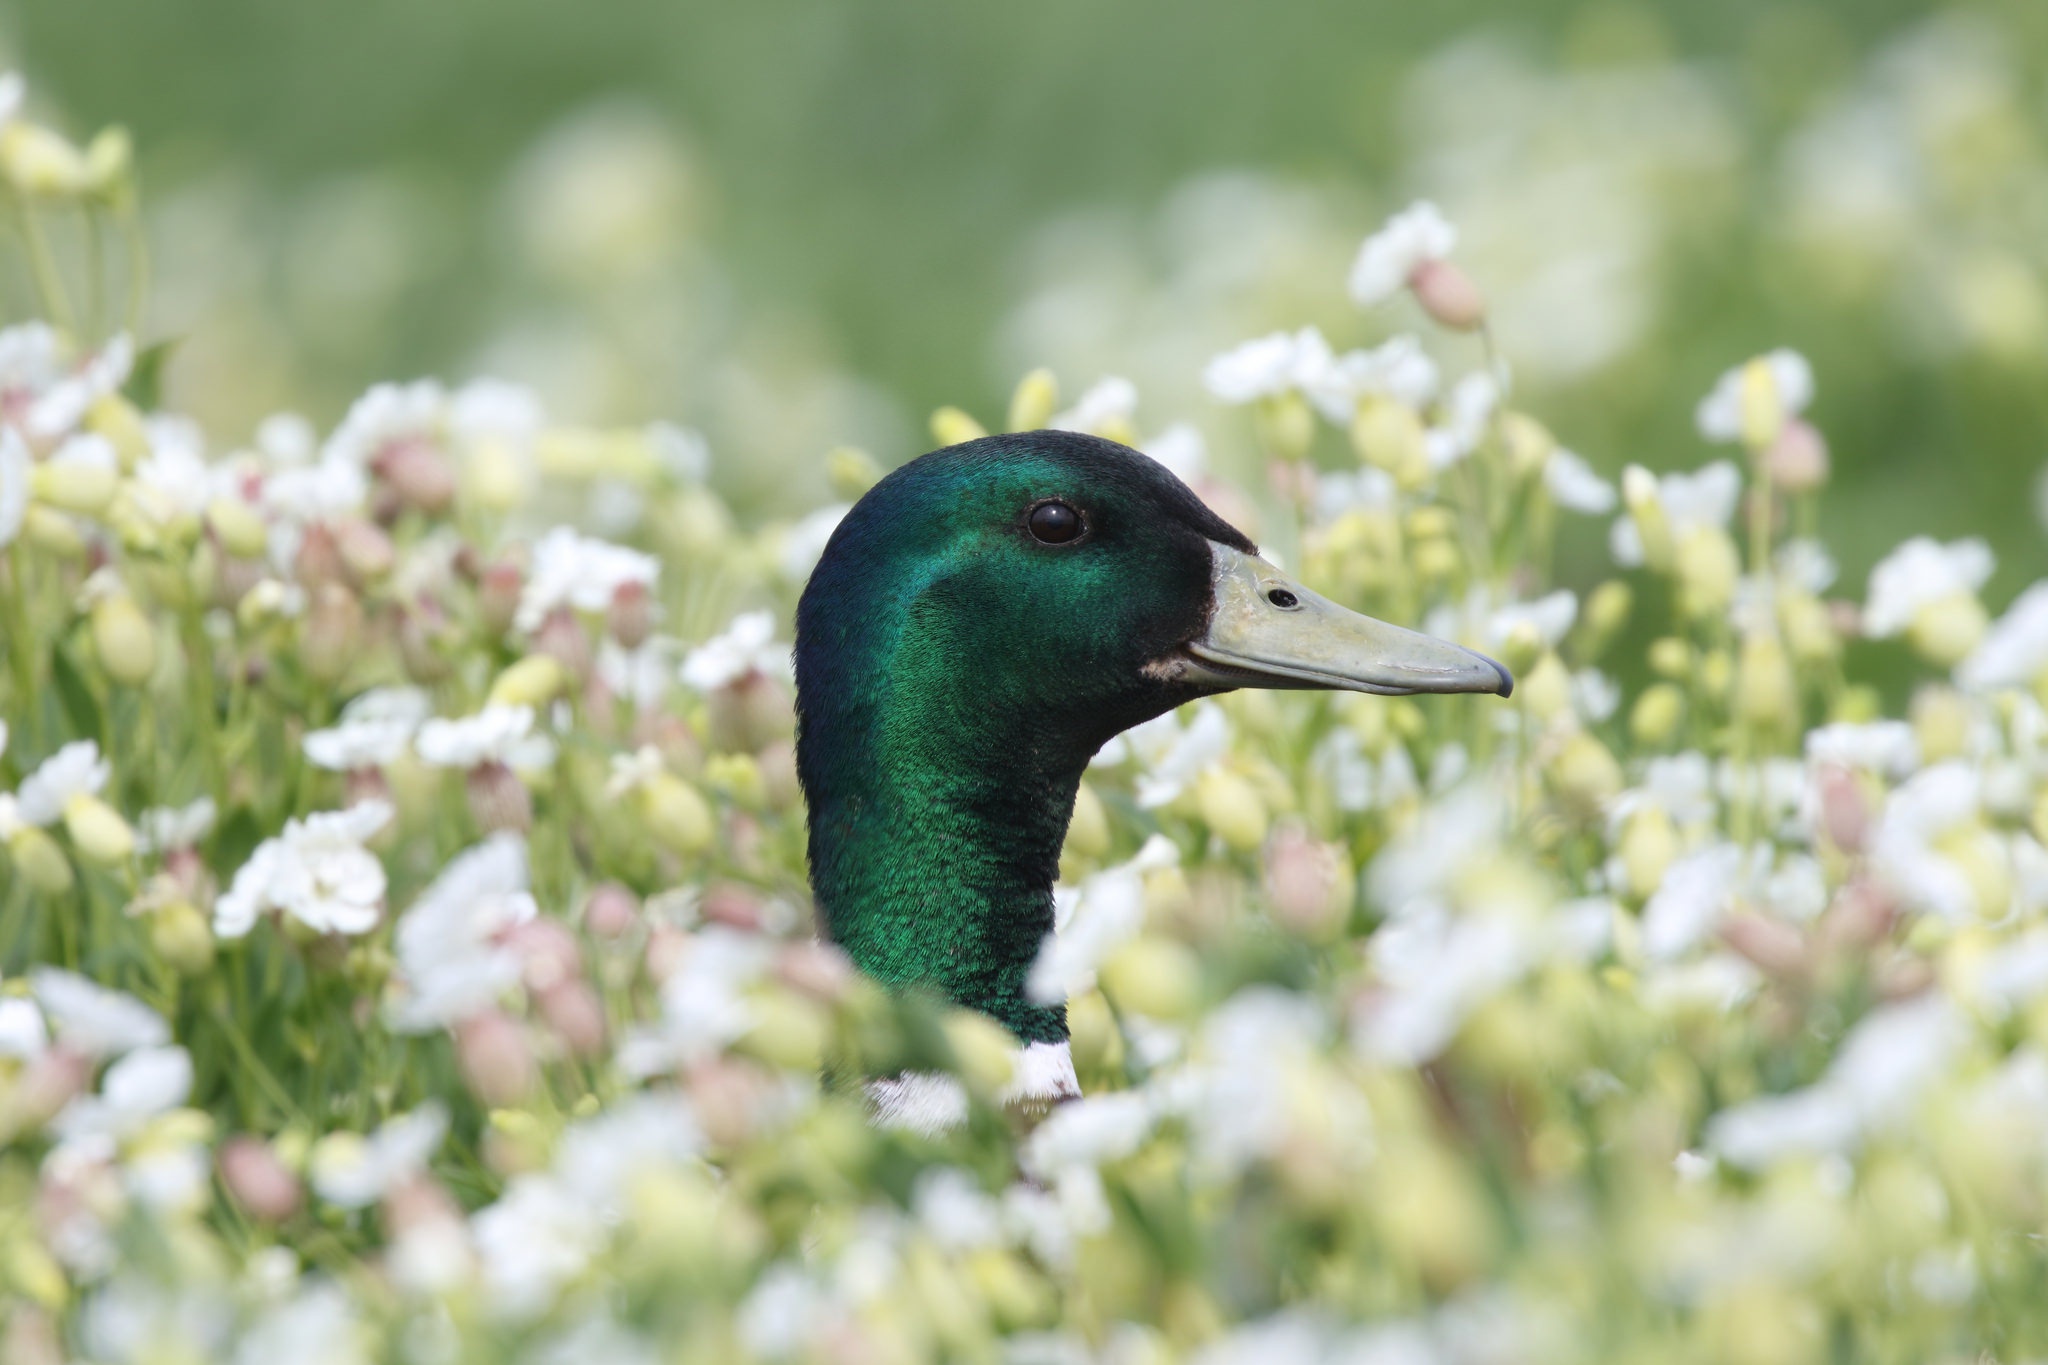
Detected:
[{"left": 793, "top": 430, "right": 1512, "bottom": 1130}]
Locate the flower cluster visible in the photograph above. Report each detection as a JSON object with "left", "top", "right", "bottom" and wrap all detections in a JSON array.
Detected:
[{"left": 5, "top": 69, "right": 2048, "bottom": 1365}]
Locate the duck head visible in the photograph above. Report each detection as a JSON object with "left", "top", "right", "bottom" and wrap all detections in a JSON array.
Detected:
[{"left": 794, "top": 431, "right": 1509, "bottom": 1061}]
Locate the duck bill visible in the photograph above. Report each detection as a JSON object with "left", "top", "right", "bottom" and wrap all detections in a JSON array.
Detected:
[{"left": 1180, "top": 542, "right": 1513, "bottom": 698}]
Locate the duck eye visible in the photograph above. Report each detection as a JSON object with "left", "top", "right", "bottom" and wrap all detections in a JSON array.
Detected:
[
  {"left": 1266, "top": 588, "right": 1300, "bottom": 610},
  {"left": 1028, "top": 501, "right": 1084, "bottom": 544}
]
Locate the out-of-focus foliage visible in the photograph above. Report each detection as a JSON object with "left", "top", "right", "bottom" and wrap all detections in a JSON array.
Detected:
[{"left": 4, "top": 13, "right": 2048, "bottom": 1365}]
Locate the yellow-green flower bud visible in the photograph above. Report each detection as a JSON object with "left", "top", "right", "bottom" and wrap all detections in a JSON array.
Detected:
[
  {"left": 63, "top": 794, "right": 134, "bottom": 864},
  {"left": 1577, "top": 580, "right": 1632, "bottom": 661},
  {"left": 206, "top": 497, "right": 269, "bottom": 559},
  {"left": 1006, "top": 368, "right": 1058, "bottom": 433},
  {"left": 0, "top": 121, "right": 87, "bottom": 196},
  {"left": 1675, "top": 526, "right": 1739, "bottom": 619},
  {"left": 930, "top": 406, "right": 988, "bottom": 447},
  {"left": 1411, "top": 536, "right": 1460, "bottom": 583},
  {"left": 1255, "top": 391, "right": 1314, "bottom": 462},
  {"left": 1737, "top": 355, "right": 1787, "bottom": 450},
  {"left": 1196, "top": 768, "right": 1268, "bottom": 852},
  {"left": 1618, "top": 807, "right": 1679, "bottom": 900},
  {"left": 1621, "top": 466, "right": 1673, "bottom": 572},
  {"left": 941, "top": 1009, "right": 1020, "bottom": 1098},
  {"left": 1351, "top": 395, "right": 1430, "bottom": 489},
  {"left": 1062, "top": 780, "right": 1110, "bottom": 863},
  {"left": 1911, "top": 686, "right": 1971, "bottom": 764},
  {"left": 91, "top": 594, "right": 157, "bottom": 687},
  {"left": 8, "top": 826, "right": 75, "bottom": 895},
  {"left": 1519, "top": 652, "right": 1574, "bottom": 723},
  {"left": 1099, "top": 935, "right": 1202, "bottom": 1021},
  {"left": 1831, "top": 683, "right": 1882, "bottom": 724},
  {"left": 1735, "top": 629, "right": 1798, "bottom": 733},
  {"left": 487, "top": 655, "right": 568, "bottom": 709},
  {"left": 1905, "top": 591, "right": 1988, "bottom": 668},
  {"left": 1779, "top": 589, "right": 1838, "bottom": 664},
  {"left": 86, "top": 394, "right": 150, "bottom": 469},
  {"left": 1551, "top": 732, "right": 1623, "bottom": 815},
  {"left": 1648, "top": 637, "right": 1694, "bottom": 678},
  {"left": 1699, "top": 648, "right": 1734, "bottom": 701},
  {"left": 83, "top": 125, "right": 132, "bottom": 198},
  {"left": 30, "top": 459, "right": 117, "bottom": 515},
  {"left": 1499, "top": 410, "right": 1555, "bottom": 480},
  {"left": 23, "top": 506, "right": 85, "bottom": 557},
  {"left": 1629, "top": 682, "right": 1686, "bottom": 748},
  {"left": 150, "top": 902, "right": 215, "bottom": 976},
  {"left": 737, "top": 992, "right": 830, "bottom": 1073},
  {"left": 825, "top": 445, "right": 883, "bottom": 500},
  {"left": 1938, "top": 826, "right": 2011, "bottom": 919},
  {"left": 2, "top": 1238, "right": 68, "bottom": 1312},
  {"left": 640, "top": 772, "right": 714, "bottom": 854},
  {"left": 704, "top": 752, "right": 766, "bottom": 811}
]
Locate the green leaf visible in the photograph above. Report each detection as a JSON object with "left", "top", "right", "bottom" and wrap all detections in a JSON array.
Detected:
[
  {"left": 49, "top": 644, "right": 103, "bottom": 743},
  {"left": 121, "top": 336, "right": 181, "bottom": 411},
  {"left": 214, "top": 804, "right": 264, "bottom": 873}
]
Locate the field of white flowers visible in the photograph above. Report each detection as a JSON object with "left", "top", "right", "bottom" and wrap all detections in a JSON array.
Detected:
[{"left": 4, "top": 60, "right": 2048, "bottom": 1365}]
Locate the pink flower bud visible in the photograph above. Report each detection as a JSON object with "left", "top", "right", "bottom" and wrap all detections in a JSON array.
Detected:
[
  {"left": 1816, "top": 765, "right": 1869, "bottom": 854},
  {"left": 1820, "top": 879, "right": 1896, "bottom": 954},
  {"left": 374, "top": 438, "right": 457, "bottom": 514},
  {"left": 334, "top": 516, "right": 396, "bottom": 584},
  {"left": 218, "top": 1135, "right": 303, "bottom": 1222},
  {"left": 382, "top": 1173, "right": 464, "bottom": 1237},
  {"left": 701, "top": 882, "right": 763, "bottom": 933},
  {"left": 633, "top": 711, "right": 704, "bottom": 776},
  {"left": 608, "top": 580, "right": 654, "bottom": 649},
  {"left": 1719, "top": 913, "right": 1809, "bottom": 981},
  {"left": 301, "top": 583, "right": 365, "bottom": 684},
  {"left": 476, "top": 560, "right": 524, "bottom": 637},
  {"left": 212, "top": 552, "right": 266, "bottom": 610},
  {"left": 506, "top": 918, "right": 582, "bottom": 992},
  {"left": 583, "top": 882, "right": 641, "bottom": 941},
  {"left": 164, "top": 846, "right": 210, "bottom": 900},
  {"left": 455, "top": 1010, "right": 538, "bottom": 1107},
  {"left": 776, "top": 939, "right": 854, "bottom": 1002},
  {"left": 1263, "top": 825, "right": 1353, "bottom": 939},
  {"left": 706, "top": 672, "right": 794, "bottom": 754},
  {"left": 10, "top": 1048, "right": 90, "bottom": 1130},
  {"left": 757, "top": 740, "right": 802, "bottom": 811},
  {"left": 688, "top": 1056, "right": 774, "bottom": 1147},
  {"left": 532, "top": 607, "right": 591, "bottom": 681},
  {"left": 646, "top": 925, "right": 693, "bottom": 983},
  {"left": 537, "top": 979, "right": 607, "bottom": 1059},
  {"left": 1407, "top": 258, "right": 1486, "bottom": 330},
  {"left": 396, "top": 599, "right": 456, "bottom": 683},
  {"left": 1764, "top": 419, "right": 1830, "bottom": 493},
  {"left": 1826, "top": 599, "right": 1862, "bottom": 639},
  {"left": 294, "top": 522, "right": 348, "bottom": 590},
  {"left": 581, "top": 672, "right": 621, "bottom": 743},
  {"left": 345, "top": 765, "right": 395, "bottom": 809},
  {"left": 466, "top": 760, "right": 532, "bottom": 835}
]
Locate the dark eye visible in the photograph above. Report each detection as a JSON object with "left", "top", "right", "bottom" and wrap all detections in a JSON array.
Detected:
[
  {"left": 1028, "top": 501, "right": 1084, "bottom": 544},
  {"left": 1267, "top": 588, "right": 1300, "bottom": 609}
]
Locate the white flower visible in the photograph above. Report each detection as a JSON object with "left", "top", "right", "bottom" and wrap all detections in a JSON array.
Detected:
[
  {"left": 25, "top": 334, "right": 134, "bottom": 441},
  {"left": 1611, "top": 751, "right": 1718, "bottom": 830},
  {"left": 0, "top": 426, "right": 28, "bottom": 549},
  {"left": 1776, "top": 538, "right": 1838, "bottom": 593},
  {"left": 305, "top": 687, "right": 432, "bottom": 771},
  {"left": 913, "top": 1168, "right": 1006, "bottom": 1251},
  {"left": 1051, "top": 376, "right": 1138, "bottom": 436},
  {"left": 1609, "top": 460, "right": 1742, "bottom": 567},
  {"left": 1203, "top": 328, "right": 1330, "bottom": 406},
  {"left": 1311, "top": 468, "right": 1397, "bottom": 525},
  {"left": 262, "top": 456, "right": 366, "bottom": 526},
  {"left": 1348, "top": 200, "right": 1458, "bottom": 306},
  {"left": 322, "top": 379, "right": 447, "bottom": 469},
  {"left": 0, "top": 995, "right": 48, "bottom": 1059},
  {"left": 135, "top": 797, "right": 217, "bottom": 854},
  {"left": 515, "top": 526, "right": 659, "bottom": 633},
  {"left": 1861, "top": 536, "right": 1994, "bottom": 638},
  {"left": 1340, "top": 334, "right": 1441, "bottom": 409},
  {"left": 1709, "top": 995, "right": 1965, "bottom": 1168},
  {"left": 551, "top": 1093, "right": 704, "bottom": 1217},
  {"left": 1360, "top": 910, "right": 1542, "bottom": 1064},
  {"left": 414, "top": 704, "right": 553, "bottom": 770},
  {"left": 1023, "top": 1091, "right": 1155, "bottom": 1180},
  {"left": 213, "top": 801, "right": 393, "bottom": 939},
  {"left": 0, "top": 71, "right": 21, "bottom": 126},
  {"left": 597, "top": 636, "right": 681, "bottom": 710},
  {"left": 1028, "top": 835, "right": 1178, "bottom": 1005},
  {"left": 52, "top": 1045, "right": 192, "bottom": 1146},
  {"left": 387, "top": 834, "right": 537, "bottom": 1032},
  {"left": 1695, "top": 349, "right": 1813, "bottom": 443},
  {"left": 776, "top": 504, "right": 849, "bottom": 582},
  {"left": 648, "top": 421, "right": 710, "bottom": 482},
  {"left": 1543, "top": 448, "right": 1617, "bottom": 513},
  {"left": 473, "top": 1174, "right": 605, "bottom": 1318},
  {"left": 617, "top": 927, "right": 775, "bottom": 1076},
  {"left": 1870, "top": 762, "right": 1991, "bottom": 921},
  {"left": 234, "top": 1284, "right": 371, "bottom": 1365},
  {"left": 1959, "top": 580, "right": 2048, "bottom": 691},
  {"left": 309, "top": 1102, "right": 448, "bottom": 1208},
  {"left": 1091, "top": 702, "right": 1230, "bottom": 809},
  {"left": 1642, "top": 843, "right": 1747, "bottom": 960},
  {"left": 16, "top": 739, "right": 110, "bottom": 827},
  {"left": 679, "top": 609, "right": 788, "bottom": 691},
  {"left": 1484, "top": 589, "right": 1578, "bottom": 652},
  {"left": 1143, "top": 423, "right": 1207, "bottom": 483},
  {"left": 1423, "top": 370, "right": 1499, "bottom": 469},
  {"left": 30, "top": 969, "right": 170, "bottom": 1056},
  {"left": 1804, "top": 721, "right": 1919, "bottom": 778}
]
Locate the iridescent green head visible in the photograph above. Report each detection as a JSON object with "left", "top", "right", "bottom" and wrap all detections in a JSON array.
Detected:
[{"left": 794, "top": 431, "right": 1508, "bottom": 1043}]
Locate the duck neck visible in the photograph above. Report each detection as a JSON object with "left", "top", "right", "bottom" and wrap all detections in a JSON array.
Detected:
[{"left": 799, "top": 682, "right": 1092, "bottom": 1045}]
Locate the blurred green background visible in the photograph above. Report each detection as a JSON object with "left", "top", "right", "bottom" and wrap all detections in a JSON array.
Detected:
[{"left": 6, "top": 0, "right": 2046, "bottom": 595}]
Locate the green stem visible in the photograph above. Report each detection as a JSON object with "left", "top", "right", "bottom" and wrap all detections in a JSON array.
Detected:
[
  {"left": 13, "top": 197, "right": 74, "bottom": 335},
  {"left": 118, "top": 201, "right": 150, "bottom": 337}
]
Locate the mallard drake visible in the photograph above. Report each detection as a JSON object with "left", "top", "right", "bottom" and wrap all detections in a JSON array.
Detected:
[{"left": 794, "top": 431, "right": 1511, "bottom": 1128}]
